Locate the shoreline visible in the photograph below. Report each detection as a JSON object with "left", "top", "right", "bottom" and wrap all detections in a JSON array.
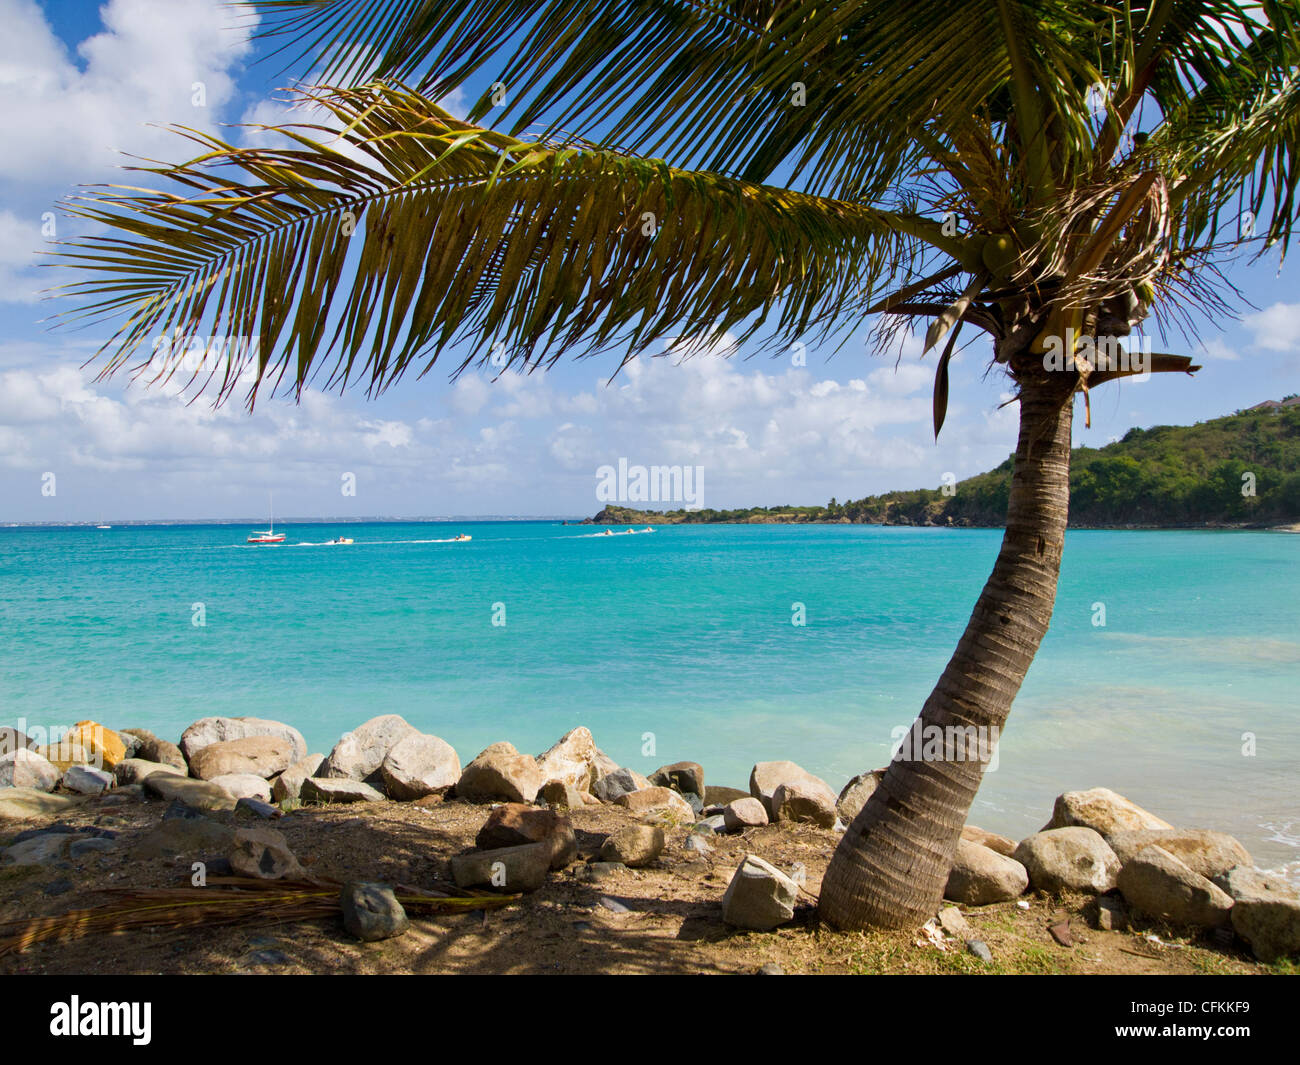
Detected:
[{"left": 3, "top": 717, "right": 1297, "bottom": 972}]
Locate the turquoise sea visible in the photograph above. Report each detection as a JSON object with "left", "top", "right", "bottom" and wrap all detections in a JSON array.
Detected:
[{"left": 1, "top": 522, "right": 1296, "bottom": 880}]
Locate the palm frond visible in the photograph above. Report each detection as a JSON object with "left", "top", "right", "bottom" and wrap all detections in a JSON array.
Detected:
[{"left": 51, "top": 84, "right": 926, "bottom": 406}]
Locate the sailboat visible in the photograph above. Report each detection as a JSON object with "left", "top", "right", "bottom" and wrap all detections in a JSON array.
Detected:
[{"left": 247, "top": 494, "right": 285, "bottom": 544}]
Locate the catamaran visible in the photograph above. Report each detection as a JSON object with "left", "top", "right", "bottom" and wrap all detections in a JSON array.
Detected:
[{"left": 247, "top": 495, "right": 285, "bottom": 544}]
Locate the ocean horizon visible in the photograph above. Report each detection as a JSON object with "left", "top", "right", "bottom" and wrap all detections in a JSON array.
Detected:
[{"left": 2, "top": 520, "right": 1296, "bottom": 883}]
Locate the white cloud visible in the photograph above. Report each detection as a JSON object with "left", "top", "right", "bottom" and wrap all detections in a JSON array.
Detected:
[{"left": 1244, "top": 302, "right": 1300, "bottom": 352}]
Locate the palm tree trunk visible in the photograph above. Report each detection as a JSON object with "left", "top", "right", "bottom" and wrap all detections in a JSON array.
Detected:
[{"left": 819, "top": 367, "right": 1075, "bottom": 930}]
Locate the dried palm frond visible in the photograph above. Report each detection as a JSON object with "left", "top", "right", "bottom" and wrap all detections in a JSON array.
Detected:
[{"left": 0, "top": 876, "right": 517, "bottom": 957}]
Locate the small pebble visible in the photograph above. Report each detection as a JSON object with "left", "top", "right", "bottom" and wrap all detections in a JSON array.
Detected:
[{"left": 966, "top": 939, "right": 993, "bottom": 963}]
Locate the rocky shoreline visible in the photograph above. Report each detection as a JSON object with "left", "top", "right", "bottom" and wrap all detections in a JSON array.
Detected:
[{"left": 2, "top": 717, "right": 1297, "bottom": 968}]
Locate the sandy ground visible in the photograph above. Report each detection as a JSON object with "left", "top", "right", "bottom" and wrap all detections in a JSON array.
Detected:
[{"left": 0, "top": 791, "right": 1275, "bottom": 975}]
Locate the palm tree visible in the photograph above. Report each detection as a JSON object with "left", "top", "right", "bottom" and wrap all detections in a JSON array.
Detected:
[{"left": 54, "top": 1, "right": 1299, "bottom": 929}]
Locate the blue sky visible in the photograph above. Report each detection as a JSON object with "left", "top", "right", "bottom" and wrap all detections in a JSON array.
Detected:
[{"left": 0, "top": 0, "right": 1296, "bottom": 522}]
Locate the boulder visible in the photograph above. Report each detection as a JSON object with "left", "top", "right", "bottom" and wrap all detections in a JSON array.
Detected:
[
  {"left": 457, "top": 742, "right": 543, "bottom": 804},
  {"left": 61, "top": 765, "right": 114, "bottom": 795},
  {"left": 1212, "top": 865, "right": 1299, "bottom": 904},
  {"left": 945, "top": 839, "right": 1030, "bottom": 905},
  {"left": 1013, "top": 827, "right": 1121, "bottom": 894},
  {"left": 144, "top": 774, "right": 237, "bottom": 812},
  {"left": 703, "top": 785, "right": 750, "bottom": 806},
  {"left": 1108, "top": 829, "right": 1251, "bottom": 880},
  {"left": 591, "top": 747, "right": 620, "bottom": 779},
  {"left": 1231, "top": 896, "right": 1300, "bottom": 963},
  {"left": 614, "top": 786, "right": 694, "bottom": 821},
  {"left": 270, "top": 753, "right": 325, "bottom": 802},
  {"left": 772, "top": 781, "right": 837, "bottom": 827},
  {"left": 1046, "top": 787, "right": 1172, "bottom": 837},
  {"left": 591, "top": 767, "right": 651, "bottom": 802},
  {"left": 3, "top": 832, "right": 89, "bottom": 867},
  {"left": 114, "top": 758, "right": 186, "bottom": 786},
  {"left": 133, "top": 817, "right": 236, "bottom": 859},
  {"left": 961, "top": 824, "right": 1018, "bottom": 858},
  {"left": 535, "top": 727, "right": 599, "bottom": 790},
  {"left": 721, "top": 855, "right": 799, "bottom": 931},
  {"left": 179, "top": 716, "right": 307, "bottom": 764},
  {"left": 451, "top": 841, "right": 552, "bottom": 893},
  {"left": 0, "top": 748, "right": 59, "bottom": 791},
  {"left": 62, "top": 721, "right": 129, "bottom": 770},
  {"left": 121, "top": 731, "right": 187, "bottom": 771},
  {"left": 230, "top": 826, "right": 304, "bottom": 879},
  {"left": 1117, "top": 845, "right": 1234, "bottom": 928},
  {"left": 301, "top": 777, "right": 385, "bottom": 804},
  {"left": 722, "top": 796, "right": 770, "bottom": 832},
  {"left": 209, "top": 773, "right": 273, "bottom": 802},
  {"left": 0, "top": 787, "right": 83, "bottom": 820},
  {"left": 599, "top": 825, "right": 665, "bottom": 867},
  {"left": 0, "top": 727, "right": 34, "bottom": 756},
  {"left": 537, "top": 780, "right": 584, "bottom": 808},
  {"left": 379, "top": 732, "right": 461, "bottom": 800},
  {"left": 190, "top": 736, "right": 296, "bottom": 781},
  {"left": 324, "top": 714, "right": 418, "bottom": 782},
  {"left": 650, "top": 761, "right": 705, "bottom": 796},
  {"left": 836, "top": 770, "right": 885, "bottom": 824},
  {"left": 476, "top": 803, "right": 565, "bottom": 849},
  {"left": 341, "top": 882, "right": 409, "bottom": 942},
  {"left": 749, "top": 761, "right": 833, "bottom": 819}
]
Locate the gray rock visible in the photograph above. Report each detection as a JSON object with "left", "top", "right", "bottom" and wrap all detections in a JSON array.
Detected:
[
  {"left": 1116, "top": 845, "right": 1234, "bottom": 928},
  {"left": 723, "top": 796, "right": 769, "bottom": 832},
  {"left": 144, "top": 774, "right": 237, "bottom": 811},
  {"left": 300, "top": 777, "right": 385, "bottom": 804},
  {"left": 1108, "top": 829, "right": 1252, "bottom": 880},
  {"left": 700, "top": 814, "right": 727, "bottom": 833},
  {"left": 270, "top": 753, "right": 325, "bottom": 802},
  {"left": 757, "top": 962, "right": 785, "bottom": 974},
  {"left": 836, "top": 770, "right": 885, "bottom": 824},
  {"left": 1212, "top": 864, "right": 1298, "bottom": 903},
  {"left": 230, "top": 826, "right": 303, "bottom": 880},
  {"left": 324, "top": 714, "right": 418, "bottom": 783},
  {"left": 721, "top": 854, "right": 799, "bottom": 931},
  {"left": 3, "top": 832, "right": 87, "bottom": 866},
  {"left": 945, "top": 839, "right": 1030, "bottom": 905},
  {"left": 1046, "top": 787, "right": 1172, "bottom": 837},
  {"left": 599, "top": 825, "right": 665, "bottom": 867},
  {"left": 451, "top": 841, "right": 552, "bottom": 893},
  {"left": 749, "top": 760, "right": 834, "bottom": 819},
  {"left": 650, "top": 761, "right": 705, "bottom": 796},
  {"left": 0, "top": 748, "right": 59, "bottom": 791},
  {"left": 0, "top": 727, "right": 34, "bottom": 756},
  {"left": 61, "top": 765, "right": 115, "bottom": 795},
  {"left": 1231, "top": 896, "right": 1300, "bottom": 963},
  {"left": 208, "top": 773, "right": 273, "bottom": 802},
  {"left": 69, "top": 837, "right": 119, "bottom": 859},
  {"left": 341, "top": 881, "right": 409, "bottom": 942},
  {"left": 179, "top": 716, "right": 307, "bottom": 764},
  {"left": 1013, "top": 827, "right": 1121, "bottom": 894},
  {"left": 966, "top": 940, "right": 993, "bottom": 963},
  {"left": 114, "top": 758, "right": 186, "bottom": 786},
  {"left": 190, "top": 736, "right": 296, "bottom": 781},
  {"left": 591, "top": 767, "right": 651, "bottom": 802},
  {"left": 457, "top": 742, "right": 544, "bottom": 804},
  {"left": 684, "top": 833, "right": 713, "bottom": 856},
  {"left": 1096, "top": 894, "right": 1127, "bottom": 931},
  {"left": 379, "top": 732, "right": 461, "bottom": 800},
  {"left": 771, "top": 781, "right": 837, "bottom": 827}
]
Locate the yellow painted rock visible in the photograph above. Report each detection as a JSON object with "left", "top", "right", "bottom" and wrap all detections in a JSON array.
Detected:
[{"left": 41, "top": 721, "right": 128, "bottom": 770}]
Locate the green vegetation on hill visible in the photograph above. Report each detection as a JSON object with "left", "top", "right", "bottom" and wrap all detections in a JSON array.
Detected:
[{"left": 588, "top": 407, "right": 1300, "bottom": 528}]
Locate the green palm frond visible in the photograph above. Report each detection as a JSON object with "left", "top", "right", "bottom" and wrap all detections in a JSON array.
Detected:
[{"left": 52, "top": 84, "right": 931, "bottom": 406}]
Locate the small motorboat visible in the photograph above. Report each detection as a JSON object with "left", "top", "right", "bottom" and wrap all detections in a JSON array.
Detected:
[
  {"left": 326, "top": 537, "right": 354, "bottom": 545},
  {"left": 602, "top": 529, "right": 614, "bottom": 536},
  {"left": 453, "top": 534, "right": 472, "bottom": 542}
]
